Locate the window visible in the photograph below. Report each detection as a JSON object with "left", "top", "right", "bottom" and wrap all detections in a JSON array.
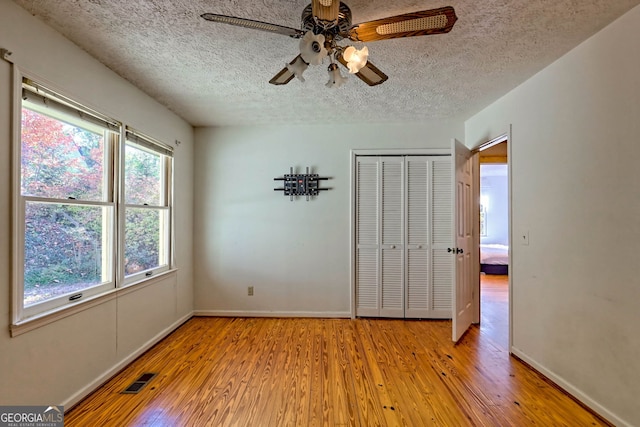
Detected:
[
  {"left": 123, "top": 130, "right": 172, "bottom": 282},
  {"left": 15, "top": 77, "right": 173, "bottom": 324},
  {"left": 480, "top": 194, "right": 488, "bottom": 237}
]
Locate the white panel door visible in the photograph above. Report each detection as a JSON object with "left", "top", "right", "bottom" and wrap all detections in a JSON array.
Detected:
[{"left": 452, "top": 139, "right": 474, "bottom": 342}]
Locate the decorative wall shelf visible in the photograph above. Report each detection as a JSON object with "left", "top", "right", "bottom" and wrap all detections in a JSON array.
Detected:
[{"left": 274, "top": 167, "right": 330, "bottom": 201}]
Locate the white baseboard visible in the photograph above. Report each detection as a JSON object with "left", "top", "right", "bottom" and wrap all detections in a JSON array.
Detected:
[
  {"left": 193, "top": 310, "right": 351, "bottom": 318},
  {"left": 511, "top": 347, "right": 629, "bottom": 427},
  {"left": 63, "top": 311, "right": 193, "bottom": 410}
]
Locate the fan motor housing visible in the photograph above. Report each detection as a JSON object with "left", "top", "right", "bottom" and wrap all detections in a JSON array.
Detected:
[{"left": 301, "top": 2, "right": 352, "bottom": 39}]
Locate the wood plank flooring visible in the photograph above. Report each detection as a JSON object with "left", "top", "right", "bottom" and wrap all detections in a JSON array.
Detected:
[
  {"left": 480, "top": 274, "right": 509, "bottom": 349},
  {"left": 65, "top": 276, "right": 611, "bottom": 426}
]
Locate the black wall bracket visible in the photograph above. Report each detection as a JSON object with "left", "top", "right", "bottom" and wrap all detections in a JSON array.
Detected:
[{"left": 274, "top": 167, "right": 330, "bottom": 201}]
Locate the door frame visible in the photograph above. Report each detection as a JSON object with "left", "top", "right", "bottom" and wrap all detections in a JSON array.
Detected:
[
  {"left": 350, "top": 148, "right": 451, "bottom": 318},
  {"left": 471, "top": 127, "right": 513, "bottom": 352}
]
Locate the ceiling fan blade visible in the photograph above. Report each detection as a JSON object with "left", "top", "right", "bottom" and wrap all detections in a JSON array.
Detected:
[
  {"left": 269, "top": 56, "right": 302, "bottom": 86},
  {"left": 348, "top": 6, "right": 457, "bottom": 42},
  {"left": 201, "top": 13, "right": 305, "bottom": 39},
  {"left": 312, "top": 0, "right": 340, "bottom": 26},
  {"left": 337, "top": 56, "right": 388, "bottom": 86}
]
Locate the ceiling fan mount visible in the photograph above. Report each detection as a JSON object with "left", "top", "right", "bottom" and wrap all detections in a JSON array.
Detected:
[
  {"left": 201, "top": 1, "right": 457, "bottom": 88},
  {"left": 301, "top": 2, "right": 353, "bottom": 39}
]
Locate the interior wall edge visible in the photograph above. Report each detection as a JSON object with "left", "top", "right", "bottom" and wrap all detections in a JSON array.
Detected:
[{"left": 510, "top": 347, "right": 627, "bottom": 427}]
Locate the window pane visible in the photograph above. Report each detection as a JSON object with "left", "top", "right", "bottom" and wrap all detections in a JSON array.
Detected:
[
  {"left": 125, "top": 208, "right": 166, "bottom": 276},
  {"left": 125, "top": 144, "right": 162, "bottom": 205},
  {"left": 24, "top": 202, "right": 111, "bottom": 307},
  {"left": 21, "top": 108, "right": 105, "bottom": 201}
]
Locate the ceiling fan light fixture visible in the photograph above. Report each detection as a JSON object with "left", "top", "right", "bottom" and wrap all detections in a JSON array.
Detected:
[
  {"left": 201, "top": 4, "right": 458, "bottom": 88},
  {"left": 299, "top": 31, "right": 328, "bottom": 65},
  {"left": 326, "top": 63, "right": 348, "bottom": 88},
  {"left": 342, "top": 46, "right": 369, "bottom": 73},
  {"left": 286, "top": 56, "right": 309, "bottom": 81}
]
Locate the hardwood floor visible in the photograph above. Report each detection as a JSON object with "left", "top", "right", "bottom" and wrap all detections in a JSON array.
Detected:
[
  {"left": 65, "top": 277, "right": 610, "bottom": 426},
  {"left": 480, "top": 273, "right": 509, "bottom": 350}
]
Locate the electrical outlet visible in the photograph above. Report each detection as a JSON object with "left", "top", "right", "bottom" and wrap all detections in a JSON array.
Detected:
[{"left": 248, "top": 286, "right": 254, "bottom": 296}]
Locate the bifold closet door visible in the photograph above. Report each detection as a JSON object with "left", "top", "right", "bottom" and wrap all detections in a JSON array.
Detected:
[
  {"left": 355, "top": 155, "right": 452, "bottom": 319},
  {"left": 405, "top": 158, "right": 429, "bottom": 318},
  {"left": 355, "top": 157, "right": 379, "bottom": 317},
  {"left": 405, "top": 157, "right": 452, "bottom": 318},
  {"left": 380, "top": 158, "right": 404, "bottom": 317},
  {"left": 355, "top": 156, "right": 405, "bottom": 318}
]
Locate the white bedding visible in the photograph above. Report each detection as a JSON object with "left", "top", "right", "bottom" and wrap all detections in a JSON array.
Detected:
[{"left": 480, "top": 243, "right": 509, "bottom": 265}]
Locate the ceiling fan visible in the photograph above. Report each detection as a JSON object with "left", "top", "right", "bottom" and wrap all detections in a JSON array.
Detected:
[{"left": 201, "top": 1, "right": 457, "bottom": 88}]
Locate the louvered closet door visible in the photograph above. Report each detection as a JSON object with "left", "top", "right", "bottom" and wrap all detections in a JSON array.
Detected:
[
  {"left": 379, "top": 158, "right": 404, "bottom": 318},
  {"left": 355, "top": 156, "right": 404, "bottom": 317},
  {"left": 404, "top": 157, "right": 452, "bottom": 319},
  {"left": 430, "top": 158, "right": 453, "bottom": 318},
  {"left": 355, "top": 155, "right": 451, "bottom": 319},
  {"left": 355, "top": 157, "right": 381, "bottom": 317},
  {"left": 405, "top": 157, "right": 430, "bottom": 318}
]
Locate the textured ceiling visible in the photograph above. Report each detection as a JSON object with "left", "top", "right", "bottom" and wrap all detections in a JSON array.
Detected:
[{"left": 11, "top": 0, "right": 640, "bottom": 127}]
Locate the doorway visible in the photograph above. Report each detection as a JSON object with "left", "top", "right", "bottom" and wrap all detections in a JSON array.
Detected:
[{"left": 477, "top": 139, "right": 510, "bottom": 351}]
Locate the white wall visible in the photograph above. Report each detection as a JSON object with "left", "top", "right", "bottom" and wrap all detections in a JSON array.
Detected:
[
  {"left": 0, "top": 0, "right": 194, "bottom": 407},
  {"left": 466, "top": 5, "right": 640, "bottom": 426},
  {"left": 193, "top": 122, "right": 463, "bottom": 316},
  {"left": 4, "top": 0, "right": 636, "bottom": 422}
]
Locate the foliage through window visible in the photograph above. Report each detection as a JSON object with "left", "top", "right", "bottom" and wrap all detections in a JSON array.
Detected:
[
  {"left": 124, "top": 140, "right": 170, "bottom": 278},
  {"left": 16, "top": 78, "right": 173, "bottom": 322}
]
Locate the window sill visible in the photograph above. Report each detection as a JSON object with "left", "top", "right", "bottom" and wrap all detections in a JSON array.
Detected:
[{"left": 10, "top": 269, "right": 178, "bottom": 337}]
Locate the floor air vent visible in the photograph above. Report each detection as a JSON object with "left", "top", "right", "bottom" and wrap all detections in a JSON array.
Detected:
[{"left": 122, "top": 372, "right": 157, "bottom": 394}]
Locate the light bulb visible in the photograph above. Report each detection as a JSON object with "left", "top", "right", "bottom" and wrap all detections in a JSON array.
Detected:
[{"left": 343, "top": 46, "right": 368, "bottom": 73}]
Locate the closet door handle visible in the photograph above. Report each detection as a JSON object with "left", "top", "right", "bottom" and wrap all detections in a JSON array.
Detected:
[
  {"left": 447, "top": 247, "right": 453, "bottom": 253},
  {"left": 456, "top": 248, "right": 464, "bottom": 254},
  {"left": 391, "top": 245, "right": 396, "bottom": 249}
]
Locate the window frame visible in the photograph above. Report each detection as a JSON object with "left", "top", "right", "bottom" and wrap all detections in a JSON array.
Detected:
[
  {"left": 120, "top": 128, "right": 174, "bottom": 286},
  {"left": 11, "top": 69, "right": 175, "bottom": 330}
]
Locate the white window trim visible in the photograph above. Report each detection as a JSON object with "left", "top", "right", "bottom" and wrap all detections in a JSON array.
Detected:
[
  {"left": 15, "top": 72, "right": 120, "bottom": 323},
  {"left": 10, "top": 268, "right": 178, "bottom": 337},
  {"left": 120, "top": 130, "right": 174, "bottom": 286},
  {"left": 19, "top": 197, "right": 117, "bottom": 320},
  {"left": 11, "top": 67, "right": 176, "bottom": 332}
]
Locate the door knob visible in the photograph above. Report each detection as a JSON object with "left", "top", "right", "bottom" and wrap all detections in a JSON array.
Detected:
[{"left": 456, "top": 248, "right": 464, "bottom": 254}]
